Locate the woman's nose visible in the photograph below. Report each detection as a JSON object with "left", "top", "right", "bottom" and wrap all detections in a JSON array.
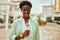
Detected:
[{"left": 25, "top": 11, "right": 28, "bottom": 13}]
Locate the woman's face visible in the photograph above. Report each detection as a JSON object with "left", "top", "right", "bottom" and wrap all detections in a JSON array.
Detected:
[{"left": 21, "top": 5, "right": 31, "bottom": 18}]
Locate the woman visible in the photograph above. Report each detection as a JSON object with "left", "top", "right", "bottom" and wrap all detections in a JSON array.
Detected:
[{"left": 9, "top": 1, "right": 40, "bottom": 40}]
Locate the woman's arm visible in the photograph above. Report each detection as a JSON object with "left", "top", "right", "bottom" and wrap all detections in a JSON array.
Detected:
[
  {"left": 34, "top": 21, "right": 40, "bottom": 40},
  {"left": 9, "top": 20, "right": 17, "bottom": 40}
]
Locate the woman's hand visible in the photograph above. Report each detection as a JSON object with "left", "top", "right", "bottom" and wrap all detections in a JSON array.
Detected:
[
  {"left": 15, "top": 34, "right": 23, "bottom": 40},
  {"left": 15, "top": 30, "right": 30, "bottom": 40},
  {"left": 23, "top": 30, "right": 30, "bottom": 38}
]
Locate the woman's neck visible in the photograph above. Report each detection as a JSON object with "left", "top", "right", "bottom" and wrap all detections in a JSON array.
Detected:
[{"left": 23, "top": 17, "right": 30, "bottom": 24}]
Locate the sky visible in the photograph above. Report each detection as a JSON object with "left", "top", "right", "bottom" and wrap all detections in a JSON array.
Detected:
[{"left": 30, "top": 0, "right": 54, "bottom": 14}]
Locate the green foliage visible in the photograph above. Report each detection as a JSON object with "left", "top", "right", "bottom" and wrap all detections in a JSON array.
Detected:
[
  {"left": 9, "top": 17, "right": 13, "bottom": 23},
  {"left": 37, "top": 16, "right": 47, "bottom": 25},
  {"left": 47, "top": 17, "right": 53, "bottom": 22},
  {"left": 0, "top": 18, "right": 4, "bottom": 23}
]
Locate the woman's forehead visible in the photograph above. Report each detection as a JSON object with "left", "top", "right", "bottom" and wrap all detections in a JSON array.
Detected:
[{"left": 22, "top": 5, "right": 31, "bottom": 8}]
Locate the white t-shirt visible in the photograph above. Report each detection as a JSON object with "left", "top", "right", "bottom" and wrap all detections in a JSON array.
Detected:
[{"left": 22, "top": 18, "right": 32, "bottom": 40}]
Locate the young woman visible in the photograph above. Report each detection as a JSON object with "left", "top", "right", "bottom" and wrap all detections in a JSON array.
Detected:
[{"left": 9, "top": 1, "right": 40, "bottom": 40}]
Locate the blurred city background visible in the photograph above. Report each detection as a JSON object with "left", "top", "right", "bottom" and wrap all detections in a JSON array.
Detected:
[{"left": 0, "top": 0, "right": 60, "bottom": 40}]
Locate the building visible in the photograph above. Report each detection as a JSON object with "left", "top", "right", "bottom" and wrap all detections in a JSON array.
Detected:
[{"left": 42, "top": 0, "right": 60, "bottom": 24}]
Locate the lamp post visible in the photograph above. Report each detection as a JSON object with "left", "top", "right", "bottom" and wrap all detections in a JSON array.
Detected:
[
  {"left": 5, "top": 0, "right": 10, "bottom": 31},
  {"left": 5, "top": 5, "right": 10, "bottom": 31}
]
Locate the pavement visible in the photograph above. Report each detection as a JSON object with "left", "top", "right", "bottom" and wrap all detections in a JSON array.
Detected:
[
  {"left": 39, "top": 23, "right": 60, "bottom": 40},
  {"left": 0, "top": 23, "right": 60, "bottom": 40}
]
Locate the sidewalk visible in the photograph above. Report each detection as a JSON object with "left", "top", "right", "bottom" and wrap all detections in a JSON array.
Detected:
[
  {"left": 0, "top": 23, "right": 60, "bottom": 40},
  {"left": 39, "top": 23, "right": 60, "bottom": 40}
]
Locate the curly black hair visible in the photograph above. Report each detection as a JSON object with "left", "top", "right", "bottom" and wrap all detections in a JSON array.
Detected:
[{"left": 19, "top": 1, "right": 32, "bottom": 9}]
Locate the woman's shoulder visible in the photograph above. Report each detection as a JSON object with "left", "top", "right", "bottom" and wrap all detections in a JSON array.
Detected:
[
  {"left": 13, "top": 18, "right": 22, "bottom": 23},
  {"left": 31, "top": 16, "right": 39, "bottom": 26}
]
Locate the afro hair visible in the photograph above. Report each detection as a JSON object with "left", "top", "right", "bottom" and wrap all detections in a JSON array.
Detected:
[{"left": 19, "top": 1, "right": 32, "bottom": 9}]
